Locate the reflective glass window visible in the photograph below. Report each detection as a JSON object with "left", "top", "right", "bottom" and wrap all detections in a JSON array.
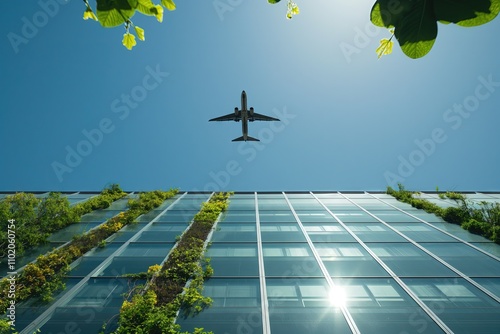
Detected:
[
  {"left": 221, "top": 210, "right": 256, "bottom": 223},
  {"left": 38, "top": 278, "right": 144, "bottom": 333},
  {"left": 367, "top": 243, "right": 457, "bottom": 277},
  {"left": 177, "top": 278, "right": 262, "bottom": 334},
  {"left": 344, "top": 222, "right": 407, "bottom": 242},
  {"left": 206, "top": 243, "right": 259, "bottom": 276},
  {"left": 261, "top": 223, "right": 306, "bottom": 242},
  {"left": 314, "top": 243, "right": 389, "bottom": 277},
  {"left": 267, "top": 278, "right": 351, "bottom": 333},
  {"left": 472, "top": 278, "right": 500, "bottom": 298},
  {"left": 303, "top": 223, "right": 355, "bottom": 242},
  {"left": 259, "top": 211, "right": 296, "bottom": 223},
  {"left": 296, "top": 210, "right": 337, "bottom": 222},
  {"left": 371, "top": 210, "right": 421, "bottom": 223},
  {"left": 333, "top": 211, "right": 378, "bottom": 223},
  {"left": 210, "top": 223, "right": 257, "bottom": 242},
  {"left": 421, "top": 243, "right": 500, "bottom": 276},
  {"left": 287, "top": 198, "right": 324, "bottom": 210},
  {"left": 387, "top": 222, "right": 458, "bottom": 242},
  {"left": 334, "top": 278, "right": 444, "bottom": 334},
  {"left": 263, "top": 243, "right": 323, "bottom": 277},
  {"left": 404, "top": 278, "right": 500, "bottom": 334}
]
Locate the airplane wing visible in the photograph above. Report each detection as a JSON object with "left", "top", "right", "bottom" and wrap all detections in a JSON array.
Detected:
[
  {"left": 209, "top": 113, "right": 241, "bottom": 122},
  {"left": 251, "top": 113, "right": 280, "bottom": 121}
]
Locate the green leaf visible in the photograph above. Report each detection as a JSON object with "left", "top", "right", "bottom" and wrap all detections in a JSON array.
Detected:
[
  {"left": 134, "top": 25, "right": 145, "bottom": 41},
  {"left": 154, "top": 5, "right": 164, "bottom": 22},
  {"left": 376, "top": 37, "right": 394, "bottom": 58},
  {"left": 83, "top": 8, "right": 98, "bottom": 21},
  {"left": 433, "top": 0, "right": 500, "bottom": 27},
  {"left": 96, "top": 0, "right": 139, "bottom": 27},
  {"left": 370, "top": 0, "right": 415, "bottom": 28},
  {"left": 268, "top": 0, "right": 281, "bottom": 3},
  {"left": 122, "top": 32, "right": 137, "bottom": 50},
  {"left": 161, "top": 0, "right": 176, "bottom": 11},
  {"left": 136, "top": 0, "right": 158, "bottom": 16},
  {"left": 395, "top": 0, "right": 437, "bottom": 58}
]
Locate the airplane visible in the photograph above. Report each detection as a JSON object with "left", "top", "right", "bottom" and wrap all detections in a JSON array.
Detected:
[{"left": 209, "top": 90, "right": 280, "bottom": 141}]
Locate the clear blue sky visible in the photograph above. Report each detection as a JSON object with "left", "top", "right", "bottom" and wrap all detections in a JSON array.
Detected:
[{"left": 1, "top": 1, "right": 499, "bottom": 192}]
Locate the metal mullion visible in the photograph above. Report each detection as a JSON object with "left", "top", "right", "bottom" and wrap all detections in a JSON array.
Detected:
[
  {"left": 312, "top": 192, "right": 454, "bottom": 334},
  {"left": 255, "top": 192, "right": 271, "bottom": 334},
  {"left": 283, "top": 192, "right": 360, "bottom": 334},
  {"left": 365, "top": 191, "right": 500, "bottom": 303},
  {"left": 20, "top": 192, "right": 188, "bottom": 334}
]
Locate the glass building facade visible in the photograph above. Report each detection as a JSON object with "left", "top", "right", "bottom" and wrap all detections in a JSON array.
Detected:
[{"left": 2, "top": 191, "right": 500, "bottom": 334}]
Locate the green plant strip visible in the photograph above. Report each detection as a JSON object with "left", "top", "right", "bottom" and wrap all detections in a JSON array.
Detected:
[
  {"left": 0, "top": 184, "right": 127, "bottom": 257},
  {"left": 387, "top": 184, "right": 500, "bottom": 243},
  {"left": 0, "top": 188, "right": 178, "bottom": 317},
  {"left": 113, "top": 192, "right": 232, "bottom": 334}
]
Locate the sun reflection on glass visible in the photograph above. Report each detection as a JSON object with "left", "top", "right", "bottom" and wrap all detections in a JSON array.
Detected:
[{"left": 329, "top": 286, "right": 347, "bottom": 307}]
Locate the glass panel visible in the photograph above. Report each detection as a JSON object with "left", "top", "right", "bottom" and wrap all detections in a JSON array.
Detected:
[
  {"left": 296, "top": 210, "right": 337, "bottom": 222},
  {"left": 227, "top": 198, "right": 255, "bottom": 210},
  {"left": 258, "top": 197, "right": 290, "bottom": 210},
  {"left": 177, "top": 278, "right": 262, "bottom": 333},
  {"left": 100, "top": 256, "right": 164, "bottom": 276},
  {"left": 314, "top": 243, "right": 389, "bottom": 277},
  {"left": 334, "top": 278, "right": 445, "bottom": 334},
  {"left": 267, "top": 278, "right": 352, "bottom": 333},
  {"left": 117, "top": 243, "right": 172, "bottom": 257},
  {"left": 387, "top": 222, "right": 458, "bottom": 242},
  {"left": 303, "top": 223, "right": 356, "bottom": 242},
  {"left": 210, "top": 223, "right": 257, "bottom": 242},
  {"left": 287, "top": 198, "right": 324, "bottom": 210},
  {"left": 156, "top": 211, "right": 197, "bottom": 223},
  {"left": 344, "top": 222, "right": 407, "bottom": 242},
  {"left": 68, "top": 257, "right": 107, "bottom": 276},
  {"left": 421, "top": 243, "right": 500, "bottom": 277},
  {"left": 367, "top": 243, "right": 457, "bottom": 277},
  {"left": 261, "top": 223, "right": 306, "bottom": 242},
  {"left": 320, "top": 199, "right": 360, "bottom": 211},
  {"left": 221, "top": 210, "right": 256, "bottom": 223},
  {"left": 332, "top": 211, "right": 379, "bottom": 222},
  {"left": 38, "top": 278, "right": 144, "bottom": 334},
  {"left": 371, "top": 210, "right": 421, "bottom": 223},
  {"left": 469, "top": 242, "right": 500, "bottom": 258},
  {"left": 404, "top": 278, "right": 500, "bottom": 334},
  {"left": 259, "top": 211, "right": 296, "bottom": 223},
  {"left": 423, "top": 222, "right": 491, "bottom": 242},
  {"left": 472, "top": 278, "right": 500, "bottom": 298},
  {"left": 263, "top": 243, "right": 323, "bottom": 277},
  {"left": 206, "top": 243, "right": 259, "bottom": 276}
]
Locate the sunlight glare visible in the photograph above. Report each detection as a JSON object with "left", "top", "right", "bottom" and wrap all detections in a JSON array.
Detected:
[{"left": 329, "top": 286, "right": 347, "bottom": 307}]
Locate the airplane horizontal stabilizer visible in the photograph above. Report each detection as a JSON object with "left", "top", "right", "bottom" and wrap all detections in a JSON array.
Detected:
[{"left": 232, "top": 136, "right": 260, "bottom": 142}]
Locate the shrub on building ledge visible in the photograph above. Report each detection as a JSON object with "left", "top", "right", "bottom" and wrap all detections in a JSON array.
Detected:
[{"left": 387, "top": 184, "right": 500, "bottom": 244}]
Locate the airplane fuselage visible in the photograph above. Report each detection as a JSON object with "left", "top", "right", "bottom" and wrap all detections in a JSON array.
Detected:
[{"left": 240, "top": 91, "right": 249, "bottom": 140}]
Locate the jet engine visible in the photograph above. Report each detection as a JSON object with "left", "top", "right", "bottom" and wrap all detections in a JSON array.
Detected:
[{"left": 249, "top": 107, "right": 254, "bottom": 116}]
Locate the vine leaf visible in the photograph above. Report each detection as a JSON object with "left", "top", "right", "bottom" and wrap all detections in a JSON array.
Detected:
[
  {"left": 123, "top": 32, "right": 137, "bottom": 50},
  {"left": 376, "top": 37, "right": 394, "bottom": 58},
  {"left": 97, "top": 0, "right": 139, "bottom": 27},
  {"left": 134, "top": 26, "right": 145, "bottom": 41},
  {"left": 161, "top": 0, "right": 176, "bottom": 11},
  {"left": 83, "top": 7, "right": 98, "bottom": 21}
]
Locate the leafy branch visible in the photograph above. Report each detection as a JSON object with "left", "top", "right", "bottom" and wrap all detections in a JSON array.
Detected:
[{"left": 82, "top": 0, "right": 175, "bottom": 50}]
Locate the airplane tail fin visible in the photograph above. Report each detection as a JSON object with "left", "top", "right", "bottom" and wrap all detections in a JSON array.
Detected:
[{"left": 232, "top": 136, "right": 259, "bottom": 142}]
